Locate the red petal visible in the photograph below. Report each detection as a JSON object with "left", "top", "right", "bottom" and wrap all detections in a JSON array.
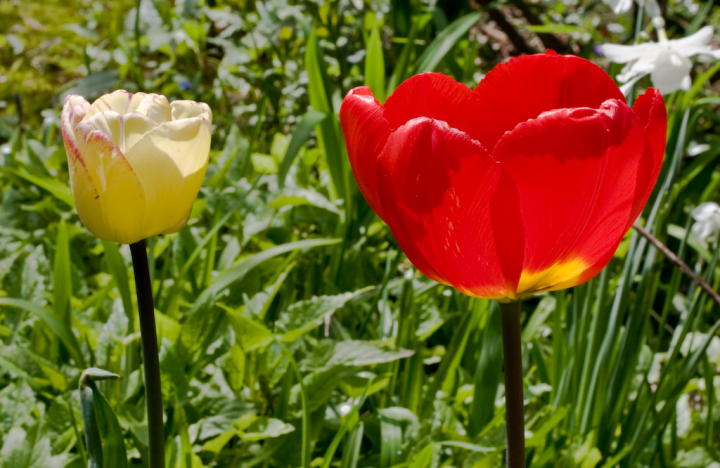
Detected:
[
  {"left": 376, "top": 118, "right": 523, "bottom": 297},
  {"left": 469, "top": 53, "right": 626, "bottom": 154},
  {"left": 493, "top": 99, "right": 645, "bottom": 295},
  {"left": 339, "top": 87, "right": 391, "bottom": 219},
  {"left": 383, "top": 73, "right": 476, "bottom": 133},
  {"left": 628, "top": 88, "right": 667, "bottom": 226}
]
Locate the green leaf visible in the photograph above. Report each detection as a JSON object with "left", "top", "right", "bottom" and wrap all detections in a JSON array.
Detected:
[
  {"left": 415, "top": 12, "right": 481, "bottom": 73},
  {"left": 340, "top": 423, "right": 364, "bottom": 468},
  {"left": 10, "top": 168, "right": 74, "bottom": 207},
  {"left": 305, "top": 31, "right": 347, "bottom": 201},
  {"left": 526, "top": 24, "right": 586, "bottom": 35},
  {"left": 410, "top": 444, "right": 436, "bottom": 468},
  {"left": 251, "top": 153, "right": 279, "bottom": 174},
  {"left": 364, "top": 23, "right": 385, "bottom": 103},
  {"left": 224, "top": 343, "right": 246, "bottom": 396},
  {"left": 79, "top": 368, "right": 126, "bottom": 468},
  {"left": 53, "top": 219, "right": 72, "bottom": 326},
  {"left": 187, "top": 238, "right": 340, "bottom": 317},
  {"left": 269, "top": 187, "right": 343, "bottom": 216},
  {"left": 526, "top": 406, "right": 571, "bottom": 447},
  {"left": 227, "top": 312, "right": 274, "bottom": 351},
  {"left": 327, "top": 340, "right": 414, "bottom": 366},
  {"left": 278, "top": 110, "right": 326, "bottom": 188},
  {"left": 276, "top": 290, "right": 366, "bottom": 342},
  {"left": 0, "top": 298, "right": 85, "bottom": 367},
  {"left": 469, "top": 302, "right": 502, "bottom": 436},
  {"left": 241, "top": 417, "right": 295, "bottom": 441},
  {"left": 102, "top": 241, "right": 134, "bottom": 332},
  {"left": 380, "top": 411, "right": 402, "bottom": 468}
]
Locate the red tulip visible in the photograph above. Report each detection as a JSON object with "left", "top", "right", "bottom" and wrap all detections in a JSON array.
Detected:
[{"left": 340, "top": 51, "right": 667, "bottom": 301}]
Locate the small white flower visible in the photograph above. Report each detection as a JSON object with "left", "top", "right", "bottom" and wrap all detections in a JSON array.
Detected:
[
  {"left": 691, "top": 202, "right": 720, "bottom": 244},
  {"left": 604, "top": 0, "right": 661, "bottom": 17},
  {"left": 599, "top": 22, "right": 720, "bottom": 95}
]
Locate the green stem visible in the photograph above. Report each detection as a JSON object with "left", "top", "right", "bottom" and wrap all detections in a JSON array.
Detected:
[
  {"left": 499, "top": 300, "right": 526, "bottom": 468},
  {"left": 277, "top": 340, "right": 310, "bottom": 468},
  {"left": 129, "top": 240, "right": 165, "bottom": 468}
]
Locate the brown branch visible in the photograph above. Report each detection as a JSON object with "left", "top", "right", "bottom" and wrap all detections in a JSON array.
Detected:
[
  {"left": 633, "top": 223, "right": 720, "bottom": 309},
  {"left": 478, "top": 0, "right": 538, "bottom": 55}
]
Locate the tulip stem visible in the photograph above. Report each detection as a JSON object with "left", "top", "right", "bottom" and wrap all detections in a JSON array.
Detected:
[
  {"left": 129, "top": 239, "right": 166, "bottom": 468},
  {"left": 499, "top": 300, "right": 526, "bottom": 468}
]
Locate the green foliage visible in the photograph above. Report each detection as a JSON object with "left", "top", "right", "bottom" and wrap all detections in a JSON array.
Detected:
[{"left": 1, "top": 0, "right": 720, "bottom": 467}]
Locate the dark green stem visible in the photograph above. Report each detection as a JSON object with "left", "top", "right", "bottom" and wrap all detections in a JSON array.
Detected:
[
  {"left": 499, "top": 300, "right": 526, "bottom": 468},
  {"left": 129, "top": 240, "right": 165, "bottom": 468}
]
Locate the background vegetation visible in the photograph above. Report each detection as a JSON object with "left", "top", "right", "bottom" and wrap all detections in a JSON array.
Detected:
[{"left": 1, "top": 0, "right": 720, "bottom": 467}]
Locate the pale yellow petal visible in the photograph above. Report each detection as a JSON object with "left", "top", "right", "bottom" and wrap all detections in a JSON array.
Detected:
[
  {"left": 123, "top": 117, "right": 211, "bottom": 237},
  {"left": 128, "top": 92, "right": 148, "bottom": 113},
  {"left": 124, "top": 113, "right": 159, "bottom": 152},
  {"left": 86, "top": 111, "right": 123, "bottom": 148},
  {"left": 171, "top": 100, "right": 213, "bottom": 124},
  {"left": 76, "top": 126, "right": 147, "bottom": 244},
  {"left": 85, "top": 90, "right": 134, "bottom": 119},
  {"left": 61, "top": 96, "right": 104, "bottom": 236},
  {"left": 134, "top": 94, "right": 172, "bottom": 124}
]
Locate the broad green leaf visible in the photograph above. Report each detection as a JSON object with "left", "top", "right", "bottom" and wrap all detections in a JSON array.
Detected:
[
  {"left": 305, "top": 31, "right": 347, "bottom": 201},
  {"left": 327, "top": 340, "right": 414, "bottom": 367},
  {"left": 102, "top": 241, "right": 134, "bottom": 332},
  {"left": 469, "top": 302, "right": 502, "bottom": 436},
  {"left": 241, "top": 417, "right": 295, "bottom": 441},
  {"left": 380, "top": 411, "right": 402, "bottom": 468},
  {"left": 188, "top": 238, "right": 341, "bottom": 318},
  {"left": 364, "top": 22, "right": 385, "bottom": 103},
  {"left": 526, "top": 406, "right": 571, "bottom": 447},
  {"left": 278, "top": 110, "right": 326, "bottom": 188},
  {"left": 10, "top": 168, "right": 74, "bottom": 207},
  {"left": 0, "top": 298, "right": 85, "bottom": 367},
  {"left": 269, "top": 187, "right": 342, "bottom": 217},
  {"left": 226, "top": 311, "right": 274, "bottom": 351},
  {"left": 251, "top": 153, "right": 279, "bottom": 174},
  {"left": 224, "top": 343, "right": 246, "bottom": 396},
  {"left": 276, "top": 290, "right": 366, "bottom": 342},
  {"left": 79, "top": 368, "right": 126, "bottom": 468},
  {"left": 414, "top": 12, "right": 481, "bottom": 73},
  {"left": 53, "top": 219, "right": 72, "bottom": 326}
]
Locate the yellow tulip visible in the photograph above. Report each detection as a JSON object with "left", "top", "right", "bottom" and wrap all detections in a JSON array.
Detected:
[{"left": 60, "top": 90, "right": 212, "bottom": 244}]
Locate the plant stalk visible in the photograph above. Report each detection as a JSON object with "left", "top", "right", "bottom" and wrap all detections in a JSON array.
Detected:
[
  {"left": 499, "top": 300, "right": 525, "bottom": 467},
  {"left": 129, "top": 239, "right": 165, "bottom": 468}
]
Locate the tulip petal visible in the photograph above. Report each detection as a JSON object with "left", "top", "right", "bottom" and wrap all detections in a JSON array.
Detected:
[
  {"left": 171, "top": 100, "right": 213, "bottom": 123},
  {"left": 134, "top": 94, "right": 172, "bottom": 124},
  {"left": 74, "top": 124, "right": 147, "bottom": 244},
  {"left": 376, "top": 117, "right": 524, "bottom": 297},
  {"left": 628, "top": 88, "right": 666, "bottom": 226},
  {"left": 382, "top": 73, "right": 475, "bottom": 133},
  {"left": 469, "top": 52, "right": 626, "bottom": 152},
  {"left": 494, "top": 99, "right": 645, "bottom": 295},
  {"left": 85, "top": 90, "right": 134, "bottom": 120},
  {"left": 339, "top": 87, "right": 391, "bottom": 219},
  {"left": 123, "top": 117, "right": 211, "bottom": 237},
  {"left": 61, "top": 96, "right": 105, "bottom": 230}
]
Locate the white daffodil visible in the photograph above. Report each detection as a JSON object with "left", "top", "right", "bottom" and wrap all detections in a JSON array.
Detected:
[
  {"left": 599, "top": 20, "right": 720, "bottom": 95},
  {"left": 691, "top": 202, "right": 720, "bottom": 245},
  {"left": 604, "top": 0, "right": 660, "bottom": 17}
]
